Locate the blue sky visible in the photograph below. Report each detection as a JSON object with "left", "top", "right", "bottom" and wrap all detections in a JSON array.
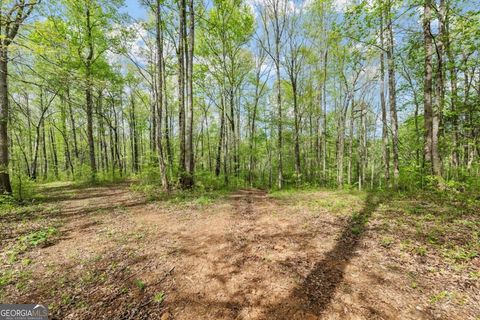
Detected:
[{"left": 123, "top": 0, "right": 147, "bottom": 19}]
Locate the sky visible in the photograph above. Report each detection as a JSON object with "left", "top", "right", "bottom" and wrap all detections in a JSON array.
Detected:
[{"left": 122, "top": 0, "right": 147, "bottom": 20}]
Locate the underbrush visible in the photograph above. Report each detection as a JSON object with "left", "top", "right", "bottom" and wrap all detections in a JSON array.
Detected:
[
  {"left": 269, "top": 187, "right": 366, "bottom": 216},
  {"left": 375, "top": 189, "right": 479, "bottom": 269},
  {"left": 130, "top": 182, "right": 231, "bottom": 207},
  {"left": 269, "top": 187, "right": 479, "bottom": 269}
]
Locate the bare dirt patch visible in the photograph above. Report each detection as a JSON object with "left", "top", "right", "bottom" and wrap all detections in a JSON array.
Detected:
[{"left": 1, "top": 184, "right": 478, "bottom": 319}]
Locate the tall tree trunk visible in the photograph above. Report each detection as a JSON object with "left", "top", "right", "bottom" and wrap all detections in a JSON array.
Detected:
[
  {"left": 347, "top": 98, "right": 354, "bottom": 185},
  {"left": 445, "top": 3, "right": 459, "bottom": 169},
  {"left": 322, "top": 50, "right": 328, "bottom": 184},
  {"left": 423, "top": 0, "right": 434, "bottom": 175},
  {"left": 184, "top": 0, "right": 195, "bottom": 187},
  {"left": 163, "top": 60, "right": 173, "bottom": 169},
  {"left": 41, "top": 118, "right": 48, "bottom": 180},
  {"left": 178, "top": 0, "right": 187, "bottom": 185},
  {"left": 0, "top": 52, "right": 12, "bottom": 193},
  {"left": 0, "top": 0, "right": 37, "bottom": 193},
  {"left": 49, "top": 127, "right": 59, "bottom": 179},
  {"left": 432, "top": 0, "right": 445, "bottom": 176},
  {"left": 215, "top": 102, "right": 225, "bottom": 177},
  {"left": 292, "top": 79, "right": 301, "bottom": 183},
  {"left": 386, "top": 0, "right": 399, "bottom": 187},
  {"left": 379, "top": 11, "right": 390, "bottom": 185},
  {"left": 85, "top": 5, "right": 97, "bottom": 180},
  {"left": 275, "top": 48, "right": 283, "bottom": 189},
  {"left": 156, "top": 0, "right": 169, "bottom": 190},
  {"left": 130, "top": 94, "right": 139, "bottom": 173},
  {"left": 67, "top": 88, "right": 79, "bottom": 160}
]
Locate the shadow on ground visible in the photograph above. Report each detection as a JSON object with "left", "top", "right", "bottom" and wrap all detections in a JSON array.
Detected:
[{"left": 262, "top": 192, "right": 384, "bottom": 319}]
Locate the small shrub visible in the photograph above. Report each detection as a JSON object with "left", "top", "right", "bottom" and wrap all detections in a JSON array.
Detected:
[{"left": 21, "top": 227, "right": 58, "bottom": 247}]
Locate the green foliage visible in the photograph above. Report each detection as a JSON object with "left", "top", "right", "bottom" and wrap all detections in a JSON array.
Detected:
[
  {"left": 7, "top": 227, "right": 59, "bottom": 263},
  {"left": 429, "top": 291, "right": 450, "bottom": 304},
  {"left": 11, "top": 173, "right": 37, "bottom": 201},
  {"left": 134, "top": 279, "right": 146, "bottom": 291},
  {"left": 21, "top": 227, "right": 59, "bottom": 247},
  {"left": 153, "top": 291, "right": 165, "bottom": 304}
]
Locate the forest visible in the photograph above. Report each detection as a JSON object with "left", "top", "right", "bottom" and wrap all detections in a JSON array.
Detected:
[{"left": 0, "top": 0, "right": 479, "bottom": 319}]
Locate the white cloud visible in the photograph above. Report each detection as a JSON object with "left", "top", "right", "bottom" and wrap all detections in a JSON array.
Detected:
[{"left": 333, "top": 0, "right": 350, "bottom": 12}]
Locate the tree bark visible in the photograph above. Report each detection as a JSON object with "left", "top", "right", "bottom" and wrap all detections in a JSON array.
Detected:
[
  {"left": 85, "top": 4, "right": 97, "bottom": 180},
  {"left": 156, "top": 0, "right": 169, "bottom": 190},
  {"left": 379, "top": 10, "right": 390, "bottom": 185},
  {"left": 386, "top": 0, "right": 399, "bottom": 187},
  {"left": 178, "top": 0, "right": 187, "bottom": 186},
  {"left": 423, "top": 0, "right": 434, "bottom": 175},
  {"left": 0, "top": 53, "right": 12, "bottom": 193},
  {"left": 185, "top": 0, "right": 195, "bottom": 186}
]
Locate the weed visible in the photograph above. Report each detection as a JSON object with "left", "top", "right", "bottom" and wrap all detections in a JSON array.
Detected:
[
  {"left": 153, "top": 291, "right": 165, "bottom": 303},
  {"left": 429, "top": 291, "right": 450, "bottom": 304},
  {"left": 0, "top": 270, "right": 13, "bottom": 288},
  {"left": 195, "top": 195, "right": 214, "bottom": 206},
  {"left": 416, "top": 246, "right": 427, "bottom": 256},
  {"left": 443, "top": 247, "right": 478, "bottom": 263},
  {"left": 380, "top": 236, "right": 394, "bottom": 248},
  {"left": 21, "top": 258, "right": 32, "bottom": 266},
  {"left": 134, "top": 279, "right": 146, "bottom": 290},
  {"left": 21, "top": 227, "right": 58, "bottom": 247}
]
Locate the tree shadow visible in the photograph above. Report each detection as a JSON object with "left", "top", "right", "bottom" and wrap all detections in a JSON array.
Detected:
[{"left": 263, "top": 192, "right": 385, "bottom": 319}]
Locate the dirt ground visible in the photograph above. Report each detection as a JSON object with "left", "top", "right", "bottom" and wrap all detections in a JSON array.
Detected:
[{"left": 1, "top": 183, "right": 479, "bottom": 319}]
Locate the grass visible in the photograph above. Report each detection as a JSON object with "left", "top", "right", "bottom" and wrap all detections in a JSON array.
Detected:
[
  {"left": 134, "top": 279, "right": 146, "bottom": 291},
  {"left": 269, "top": 188, "right": 365, "bottom": 216},
  {"left": 153, "top": 291, "right": 165, "bottom": 303},
  {"left": 269, "top": 187, "right": 479, "bottom": 269},
  {"left": 429, "top": 290, "right": 451, "bottom": 304},
  {"left": 130, "top": 182, "right": 230, "bottom": 208},
  {"left": 6, "top": 227, "right": 60, "bottom": 263}
]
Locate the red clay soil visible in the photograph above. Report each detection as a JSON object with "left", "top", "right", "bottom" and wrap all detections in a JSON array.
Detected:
[{"left": 1, "top": 184, "right": 478, "bottom": 319}]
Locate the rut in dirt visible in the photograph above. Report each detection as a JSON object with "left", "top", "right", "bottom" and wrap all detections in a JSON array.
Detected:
[{"left": 230, "top": 189, "right": 268, "bottom": 216}]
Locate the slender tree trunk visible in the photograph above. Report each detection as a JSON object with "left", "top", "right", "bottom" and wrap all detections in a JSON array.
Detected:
[
  {"left": 386, "top": 0, "right": 399, "bottom": 187},
  {"left": 432, "top": 0, "right": 445, "bottom": 176},
  {"left": 85, "top": 5, "right": 97, "bottom": 180},
  {"left": 445, "top": 6, "right": 459, "bottom": 169},
  {"left": 156, "top": 0, "right": 169, "bottom": 190},
  {"left": 379, "top": 11, "right": 390, "bottom": 185},
  {"left": 41, "top": 118, "right": 48, "bottom": 180},
  {"left": 347, "top": 98, "right": 354, "bottom": 185},
  {"left": 322, "top": 50, "right": 328, "bottom": 184},
  {"left": 67, "top": 88, "right": 79, "bottom": 160},
  {"left": 423, "top": 0, "right": 434, "bottom": 175},
  {"left": 275, "top": 52, "right": 283, "bottom": 188},
  {"left": 178, "top": 0, "right": 187, "bottom": 185},
  {"left": 185, "top": 0, "right": 195, "bottom": 187},
  {"left": 130, "top": 94, "right": 139, "bottom": 173},
  {"left": 215, "top": 103, "right": 225, "bottom": 177},
  {"left": 292, "top": 79, "right": 301, "bottom": 183},
  {"left": 31, "top": 122, "right": 41, "bottom": 181},
  {"left": 163, "top": 70, "right": 173, "bottom": 169},
  {"left": 0, "top": 52, "right": 12, "bottom": 193},
  {"left": 49, "top": 127, "right": 59, "bottom": 179}
]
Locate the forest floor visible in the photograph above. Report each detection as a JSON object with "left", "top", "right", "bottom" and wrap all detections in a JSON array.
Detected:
[{"left": 0, "top": 182, "right": 479, "bottom": 319}]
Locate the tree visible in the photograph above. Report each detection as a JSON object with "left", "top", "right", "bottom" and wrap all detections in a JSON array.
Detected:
[
  {"left": 0, "top": 0, "right": 39, "bottom": 194},
  {"left": 259, "top": 0, "right": 287, "bottom": 189}
]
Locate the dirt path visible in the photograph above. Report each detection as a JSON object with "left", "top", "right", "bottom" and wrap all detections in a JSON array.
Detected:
[{"left": 2, "top": 184, "right": 478, "bottom": 319}]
